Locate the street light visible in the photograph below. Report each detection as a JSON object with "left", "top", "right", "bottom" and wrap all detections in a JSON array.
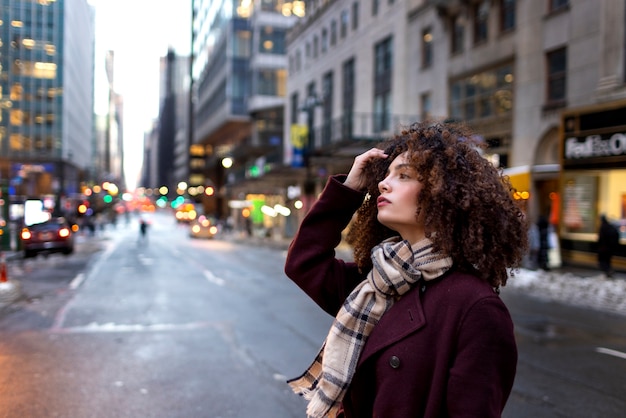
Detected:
[
  {"left": 299, "top": 90, "right": 323, "bottom": 199},
  {"left": 53, "top": 151, "right": 72, "bottom": 217}
]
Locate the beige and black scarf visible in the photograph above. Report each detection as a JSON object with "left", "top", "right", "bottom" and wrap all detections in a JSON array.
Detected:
[{"left": 288, "top": 237, "right": 453, "bottom": 418}]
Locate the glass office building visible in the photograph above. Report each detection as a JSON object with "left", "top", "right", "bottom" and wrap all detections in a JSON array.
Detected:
[{"left": 0, "top": 0, "right": 94, "bottom": 211}]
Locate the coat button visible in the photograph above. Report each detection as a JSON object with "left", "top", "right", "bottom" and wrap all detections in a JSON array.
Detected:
[{"left": 389, "top": 356, "right": 401, "bottom": 369}]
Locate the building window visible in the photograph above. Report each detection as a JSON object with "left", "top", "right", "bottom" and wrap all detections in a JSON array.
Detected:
[
  {"left": 233, "top": 29, "right": 251, "bottom": 57},
  {"left": 321, "top": 28, "right": 328, "bottom": 53},
  {"left": 232, "top": 71, "right": 248, "bottom": 101},
  {"left": 375, "top": 37, "right": 393, "bottom": 78},
  {"left": 330, "top": 20, "right": 337, "bottom": 46},
  {"left": 291, "top": 92, "right": 299, "bottom": 124},
  {"left": 313, "top": 35, "right": 319, "bottom": 58},
  {"left": 343, "top": 58, "right": 355, "bottom": 112},
  {"left": 546, "top": 47, "right": 567, "bottom": 105},
  {"left": 305, "top": 42, "right": 311, "bottom": 59},
  {"left": 420, "top": 92, "right": 432, "bottom": 121},
  {"left": 352, "top": 2, "right": 359, "bottom": 30},
  {"left": 341, "top": 10, "right": 348, "bottom": 38},
  {"left": 473, "top": 1, "right": 489, "bottom": 45},
  {"left": 549, "top": 0, "right": 569, "bottom": 13},
  {"left": 449, "top": 63, "right": 514, "bottom": 122},
  {"left": 322, "top": 71, "right": 333, "bottom": 145},
  {"left": 296, "top": 49, "right": 302, "bottom": 71},
  {"left": 306, "top": 81, "right": 317, "bottom": 149},
  {"left": 342, "top": 58, "right": 355, "bottom": 138},
  {"left": 374, "top": 36, "right": 393, "bottom": 132},
  {"left": 256, "top": 69, "right": 286, "bottom": 96},
  {"left": 259, "top": 26, "right": 286, "bottom": 54},
  {"left": 500, "top": 0, "right": 515, "bottom": 32},
  {"left": 10, "top": 83, "right": 23, "bottom": 101},
  {"left": 451, "top": 15, "right": 465, "bottom": 54},
  {"left": 422, "top": 28, "right": 433, "bottom": 68},
  {"left": 12, "top": 59, "right": 57, "bottom": 79}
]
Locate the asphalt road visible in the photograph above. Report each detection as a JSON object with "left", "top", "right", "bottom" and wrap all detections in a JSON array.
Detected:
[{"left": 0, "top": 212, "right": 625, "bottom": 417}]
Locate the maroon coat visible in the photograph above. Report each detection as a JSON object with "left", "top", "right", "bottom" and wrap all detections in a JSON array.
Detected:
[{"left": 285, "top": 176, "right": 517, "bottom": 418}]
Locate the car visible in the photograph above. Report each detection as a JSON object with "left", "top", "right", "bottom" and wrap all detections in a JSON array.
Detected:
[
  {"left": 175, "top": 202, "right": 198, "bottom": 223},
  {"left": 189, "top": 215, "right": 219, "bottom": 239},
  {"left": 21, "top": 217, "right": 76, "bottom": 258}
]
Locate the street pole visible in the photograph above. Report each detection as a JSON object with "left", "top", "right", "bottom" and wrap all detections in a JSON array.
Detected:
[
  {"left": 304, "top": 104, "right": 315, "bottom": 197},
  {"left": 300, "top": 91, "right": 322, "bottom": 211},
  {"left": 54, "top": 158, "right": 65, "bottom": 217}
]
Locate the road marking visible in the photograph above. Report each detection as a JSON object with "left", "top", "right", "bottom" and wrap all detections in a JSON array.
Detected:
[
  {"left": 50, "top": 321, "right": 218, "bottom": 334},
  {"left": 69, "top": 273, "right": 85, "bottom": 290},
  {"left": 595, "top": 347, "right": 626, "bottom": 360},
  {"left": 204, "top": 270, "right": 225, "bottom": 286},
  {"left": 138, "top": 255, "right": 154, "bottom": 265},
  {"left": 273, "top": 373, "right": 287, "bottom": 381}
]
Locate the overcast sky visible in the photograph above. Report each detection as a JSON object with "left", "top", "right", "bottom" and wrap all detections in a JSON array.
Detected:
[{"left": 90, "top": 0, "right": 192, "bottom": 190}]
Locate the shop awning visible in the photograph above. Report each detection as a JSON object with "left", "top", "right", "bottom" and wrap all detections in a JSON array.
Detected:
[{"left": 503, "top": 165, "right": 531, "bottom": 192}]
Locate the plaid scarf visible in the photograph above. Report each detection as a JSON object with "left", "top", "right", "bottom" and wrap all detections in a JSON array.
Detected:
[{"left": 288, "top": 237, "right": 453, "bottom": 418}]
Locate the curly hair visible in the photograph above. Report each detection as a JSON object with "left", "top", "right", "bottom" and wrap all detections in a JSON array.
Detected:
[{"left": 346, "top": 121, "right": 528, "bottom": 287}]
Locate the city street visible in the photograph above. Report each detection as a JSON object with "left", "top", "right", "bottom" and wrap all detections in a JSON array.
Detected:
[{"left": 0, "top": 211, "right": 625, "bottom": 417}]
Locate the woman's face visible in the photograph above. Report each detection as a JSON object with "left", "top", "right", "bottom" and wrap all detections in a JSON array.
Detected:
[{"left": 376, "top": 153, "right": 425, "bottom": 244}]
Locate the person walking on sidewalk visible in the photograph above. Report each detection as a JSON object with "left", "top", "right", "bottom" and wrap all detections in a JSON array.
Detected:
[
  {"left": 536, "top": 215, "right": 551, "bottom": 271},
  {"left": 284, "top": 121, "right": 528, "bottom": 418},
  {"left": 597, "top": 214, "right": 619, "bottom": 278}
]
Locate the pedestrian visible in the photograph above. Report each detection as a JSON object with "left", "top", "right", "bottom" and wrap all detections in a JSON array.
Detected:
[
  {"left": 284, "top": 121, "right": 528, "bottom": 418},
  {"left": 597, "top": 214, "right": 619, "bottom": 278},
  {"left": 527, "top": 219, "right": 540, "bottom": 269},
  {"left": 138, "top": 217, "right": 149, "bottom": 244},
  {"left": 536, "top": 215, "right": 551, "bottom": 271}
]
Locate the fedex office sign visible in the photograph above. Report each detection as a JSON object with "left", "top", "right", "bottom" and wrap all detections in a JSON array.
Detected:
[{"left": 564, "top": 133, "right": 626, "bottom": 159}]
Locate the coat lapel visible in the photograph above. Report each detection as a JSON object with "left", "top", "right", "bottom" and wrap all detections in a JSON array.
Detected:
[{"left": 357, "top": 286, "right": 426, "bottom": 366}]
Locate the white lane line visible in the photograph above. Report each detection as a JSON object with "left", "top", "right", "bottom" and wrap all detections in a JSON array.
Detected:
[
  {"left": 204, "top": 270, "right": 225, "bottom": 286},
  {"left": 595, "top": 347, "right": 626, "bottom": 360},
  {"left": 51, "top": 233, "right": 120, "bottom": 331},
  {"left": 69, "top": 273, "right": 85, "bottom": 290},
  {"left": 50, "top": 321, "right": 217, "bottom": 334}
]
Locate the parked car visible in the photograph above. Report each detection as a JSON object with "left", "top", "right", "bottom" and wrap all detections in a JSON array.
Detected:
[
  {"left": 21, "top": 217, "right": 76, "bottom": 258},
  {"left": 189, "top": 215, "right": 219, "bottom": 239}
]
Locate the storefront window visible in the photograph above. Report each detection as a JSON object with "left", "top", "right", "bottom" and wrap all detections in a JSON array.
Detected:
[
  {"left": 562, "top": 174, "right": 598, "bottom": 235},
  {"left": 562, "top": 170, "right": 626, "bottom": 239}
]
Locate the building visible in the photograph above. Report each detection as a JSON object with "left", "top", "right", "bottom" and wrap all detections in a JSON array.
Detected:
[
  {"left": 190, "top": 0, "right": 299, "bottom": 235},
  {"left": 0, "top": 0, "right": 95, "bottom": 224},
  {"left": 101, "top": 50, "right": 125, "bottom": 190},
  {"left": 285, "top": 0, "right": 417, "bottom": 211},
  {"left": 280, "top": 0, "right": 624, "bottom": 267},
  {"left": 184, "top": 0, "right": 625, "bottom": 268},
  {"left": 139, "top": 50, "right": 190, "bottom": 202}
]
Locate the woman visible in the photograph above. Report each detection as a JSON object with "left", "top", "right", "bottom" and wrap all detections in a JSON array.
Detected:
[{"left": 285, "top": 121, "right": 528, "bottom": 418}]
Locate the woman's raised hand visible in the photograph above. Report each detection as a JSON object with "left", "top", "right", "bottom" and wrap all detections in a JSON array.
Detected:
[{"left": 344, "top": 148, "right": 388, "bottom": 191}]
